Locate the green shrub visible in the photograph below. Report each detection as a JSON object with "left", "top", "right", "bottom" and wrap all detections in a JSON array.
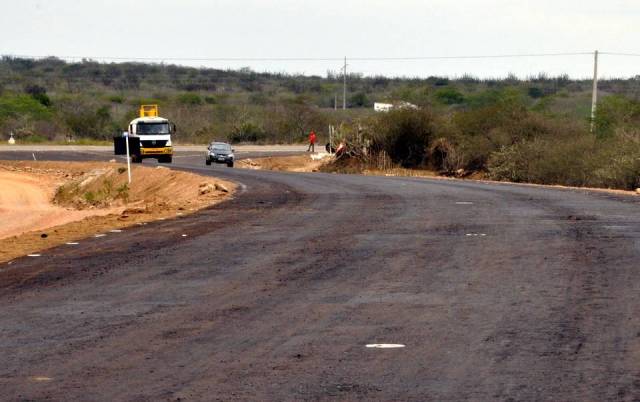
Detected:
[
  {"left": 24, "top": 85, "right": 52, "bottom": 107},
  {"left": 370, "top": 108, "right": 437, "bottom": 167},
  {"left": 0, "top": 94, "right": 51, "bottom": 122},
  {"left": 349, "top": 92, "right": 371, "bottom": 107},
  {"left": 527, "top": 87, "right": 544, "bottom": 99},
  {"left": 488, "top": 135, "right": 595, "bottom": 186},
  {"left": 108, "top": 95, "right": 124, "bottom": 104},
  {"left": 20, "top": 134, "right": 48, "bottom": 143},
  {"left": 116, "top": 183, "right": 130, "bottom": 203},
  {"left": 248, "top": 93, "right": 268, "bottom": 105},
  {"left": 60, "top": 101, "right": 113, "bottom": 140},
  {"left": 594, "top": 95, "right": 640, "bottom": 138},
  {"left": 435, "top": 88, "right": 465, "bottom": 105},
  {"left": 177, "top": 93, "right": 202, "bottom": 105},
  {"left": 464, "top": 87, "right": 527, "bottom": 109},
  {"left": 487, "top": 133, "right": 640, "bottom": 190},
  {"left": 229, "top": 122, "right": 267, "bottom": 143}
]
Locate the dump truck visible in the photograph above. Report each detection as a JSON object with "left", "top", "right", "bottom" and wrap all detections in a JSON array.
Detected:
[{"left": 127, "top": 105, "right": 175, "bottom": 163}]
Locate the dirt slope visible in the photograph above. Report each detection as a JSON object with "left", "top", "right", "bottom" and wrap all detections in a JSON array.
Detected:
[
  {"left": 0, "top": 161, "right": 234, "bottom": 262},
  {"left": 0, "top": 169, "right": 116, "bottom": 240},
  {"left": 238, "top": 153, "right": 330, "bottom": 172}
]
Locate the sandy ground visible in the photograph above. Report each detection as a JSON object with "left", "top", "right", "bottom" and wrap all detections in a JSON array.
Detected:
[
  {"left": 0, "top": 161, "right": 234, "bottom": 262},
  {"left": 238, "top": 153, "right": 331, "bottom": 172},
  {"left": 0, "top": 170, "right": 117, "bottom": 239}
]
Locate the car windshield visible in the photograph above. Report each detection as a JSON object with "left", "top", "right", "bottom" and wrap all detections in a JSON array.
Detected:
[
  {"left": 211, "top": 144, "right": 230, "bottom": 151},
  {"left": 137, "top": 122, "right": 169, "bottom": 135}
]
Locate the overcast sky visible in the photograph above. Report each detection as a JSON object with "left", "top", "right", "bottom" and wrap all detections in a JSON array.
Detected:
[{"left": 1, "top": 0, "right": 639, "bottom": 78}]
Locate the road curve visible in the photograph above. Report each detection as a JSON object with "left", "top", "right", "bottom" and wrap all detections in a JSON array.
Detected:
[{"left": 1, "top": 151, "right": 640, "bottom": 401}]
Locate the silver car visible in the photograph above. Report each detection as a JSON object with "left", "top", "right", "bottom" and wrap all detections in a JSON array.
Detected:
[{"left": 206, "top": 142, "right": 235, "bottom": 167}]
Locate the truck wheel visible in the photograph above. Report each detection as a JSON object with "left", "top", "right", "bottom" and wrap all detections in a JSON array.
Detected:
[
  {"left": 227, "top": 161, "right": 234, "bottom": 168},
  {"left": 159, "top": 156, "right": 172, "bottom": 163},
  {"left": 132, "top": 156, "right": 142, "bottom": 164},
  {"left": 206, "top": 159, "right": 211, "bottom": 166}
]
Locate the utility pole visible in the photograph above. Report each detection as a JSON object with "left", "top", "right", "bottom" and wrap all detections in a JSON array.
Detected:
[
  {"left": 124, "top": 131, "right": 132, "bottom": 184},
  {"left": 334, "top": 93, "right": 337, "bottom": 110},
  {"left": 590, "top": 50, "right": 599, "bottom": 133},
  {"left": 343, "top": 56, "right": 347, "bottom": 110}
]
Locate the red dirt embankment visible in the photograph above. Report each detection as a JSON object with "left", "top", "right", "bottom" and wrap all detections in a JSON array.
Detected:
[{"left": 0, "top": 161, "right": 234, "bottom": 262}]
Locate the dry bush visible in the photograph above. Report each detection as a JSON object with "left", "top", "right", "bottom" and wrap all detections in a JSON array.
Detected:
[
  {"left": 488, "top": 133, "right": 640, "bottom": 190},
  {"left": 369, "top": 108, "right": 438, "bottom": 167}
]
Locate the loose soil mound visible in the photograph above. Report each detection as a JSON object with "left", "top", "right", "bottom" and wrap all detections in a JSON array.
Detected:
[
  {"left": 0, "top": 161, "right": 234, "bottom": 262},
  {"left": 238, "top": 154, "right": 330, "bottom": 172}
]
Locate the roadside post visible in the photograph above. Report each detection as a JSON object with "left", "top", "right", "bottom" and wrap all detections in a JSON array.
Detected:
[{"left": 123, "top": 131, "right": 132, "bottom": 184}]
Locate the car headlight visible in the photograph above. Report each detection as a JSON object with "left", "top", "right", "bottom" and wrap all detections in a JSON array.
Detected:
[
  {"left": 228, "top": 153, "right": 234, "bottom": 158},
  {"left": 166, "top": 139, "right": 172, "bottom": 146}
]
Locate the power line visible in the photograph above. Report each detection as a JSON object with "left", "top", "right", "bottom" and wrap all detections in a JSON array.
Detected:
[
  {"left": 600, "top": 52, "right": 640, "bottom": 57},
  {"left": 350, "top": 52, "right": 593, "bottom": 60}
]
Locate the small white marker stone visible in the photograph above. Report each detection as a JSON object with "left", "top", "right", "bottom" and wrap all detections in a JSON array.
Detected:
[
  {"left": 109, "top": 229, "right": 122, "bottom": 233},
  {"left": 66, "top": 242, "right": 79, "bottom": 245},
  {"left": 27, "top": 254, "right": 41, "bottom": 257},
  {"left": 94, "top": 234, "right": 106, "bottom": 238},
  {"left": 181, "top": 234, "right": 188, "bottom": 237}
]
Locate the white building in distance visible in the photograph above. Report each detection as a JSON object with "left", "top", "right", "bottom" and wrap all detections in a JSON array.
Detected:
[{"left": 374, "top": 101, "right": 418, "bottom": 112}]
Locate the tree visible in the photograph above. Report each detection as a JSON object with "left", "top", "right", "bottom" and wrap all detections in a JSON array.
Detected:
[
  {"left": 435, "top": 88, "right": 465, "bottom": 105},
  {"left": 24, "top": 85, "right": 52, "bottom": 107},
  {"left": 349, "top": 92, "right": 370, "bottom": 108}
]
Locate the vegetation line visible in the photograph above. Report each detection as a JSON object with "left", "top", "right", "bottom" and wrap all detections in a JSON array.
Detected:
[{"left": 3, "top": 52, "right": 599, "bottom": 62}]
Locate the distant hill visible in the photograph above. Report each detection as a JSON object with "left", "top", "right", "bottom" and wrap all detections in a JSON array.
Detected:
[{"left": 0, "top": 56, "right": 638, "bottom": 143}]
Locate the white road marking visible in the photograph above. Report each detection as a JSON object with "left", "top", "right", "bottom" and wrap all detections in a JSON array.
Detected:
[
  {"left": 465, "top": 233, "right": 487, "bottom": 237},
  {"left": 109, "top": 229, "right": 123, "bottom": 233},
  {"left": 456, "top": 202, "right": 474, "bottom": 205},
  {"left": 94, "top": 234, "right": 106, "bottom": 238},
  {"left": 30, "top": 376, "right": 52, "bottom": 382},
  {"left": 366, "top": 344, "right": 405, "bottom": 349}
]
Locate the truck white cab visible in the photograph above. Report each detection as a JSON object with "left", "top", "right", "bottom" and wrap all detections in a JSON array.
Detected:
[{"left": 128, "top": 105, "right": 175, "bottom": 163}]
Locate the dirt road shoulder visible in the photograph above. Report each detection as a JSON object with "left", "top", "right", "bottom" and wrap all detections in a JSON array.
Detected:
[{"left": 0, "top": 161, "right": 234, "bottom": 263}]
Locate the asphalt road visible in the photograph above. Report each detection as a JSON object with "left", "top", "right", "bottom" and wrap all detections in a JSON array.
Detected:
[{"left": 1, "top": 150, "right": 640, "bottom": 401}]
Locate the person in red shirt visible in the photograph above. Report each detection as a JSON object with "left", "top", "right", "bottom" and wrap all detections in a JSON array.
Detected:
[{"left": 307, "top": 130, "right": 317, "bottom": 153}]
